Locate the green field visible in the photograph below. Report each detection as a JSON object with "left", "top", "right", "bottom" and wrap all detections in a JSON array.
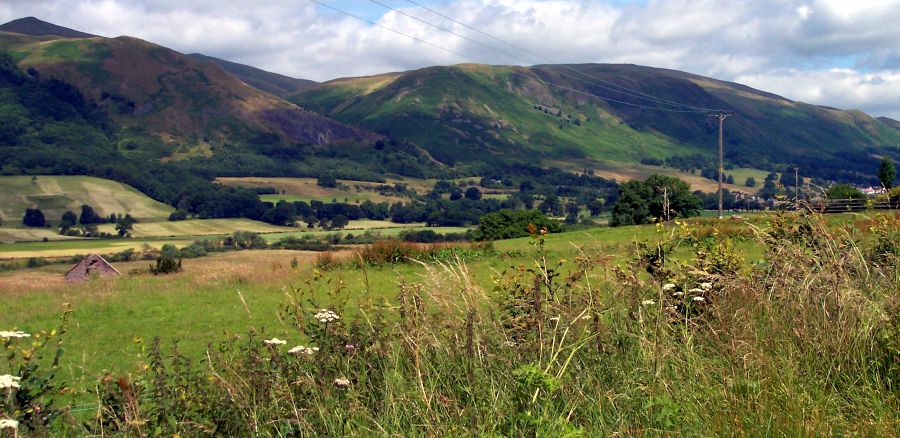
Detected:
[
  {"left": 0, "top": 175, "right": 174, "bottom": 225},
  {"left": 1, "top": 212, "right": 897, "bottom": 435},
  {"left": 97, "top": 218, "right": 293, "bottom": 238}
]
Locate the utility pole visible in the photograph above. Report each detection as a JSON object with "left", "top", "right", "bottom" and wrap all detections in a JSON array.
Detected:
[
  {"left": 794, "top": 166, "right": 800, "bottom": 210},
  {"left": 708, "top": 111, "right": 735, "bottom": 219}
]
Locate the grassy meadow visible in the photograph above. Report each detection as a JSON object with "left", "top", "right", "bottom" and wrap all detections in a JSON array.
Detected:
[
  {"left": 0, "top": 175, "right": 173, "bottom": 226},
  {"left": 2, "top": 211, "right": 897, "bottom": 435}
]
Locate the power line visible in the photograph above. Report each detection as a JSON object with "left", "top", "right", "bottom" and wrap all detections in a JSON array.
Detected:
[
  {"left": 378, "top": 0, "right": 713, "bottom": 111},
  {"left": 402, "top": 0, "right": 718, "bottom": 112},
  {"left": 307, "top": 0, "right": 714, "bottom": 113}
]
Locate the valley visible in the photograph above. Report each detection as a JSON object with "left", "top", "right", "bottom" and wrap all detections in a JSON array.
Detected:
[{"left": 0, "top": 10, "right": 897, "bottom": 436}]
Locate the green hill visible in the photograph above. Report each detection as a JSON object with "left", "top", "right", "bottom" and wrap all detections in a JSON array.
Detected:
[
  {"left": 292, "top": 63, "right": 900, "bottom": 184},
  {"left": 0, "top": 175, "right": 173, "bottom": 225},
  {"left": 0, "top": 21, "right": 374, "bottom": 151}
]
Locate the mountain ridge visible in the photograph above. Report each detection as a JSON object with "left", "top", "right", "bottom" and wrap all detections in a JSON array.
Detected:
[
  {"left": 0, "top": 17, "right": 97, "bottom": 38},
  {"left": 188, "top": 53, "right": 318, "bottom": 98},
  {"left": 292, "top": 62, "right": 900, "bottom": 184}
]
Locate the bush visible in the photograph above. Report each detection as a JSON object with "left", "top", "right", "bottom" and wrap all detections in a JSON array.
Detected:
[
  {"left": 25, "top": 257, "right": 49, "bottom": 268},
  {"left": 223, "top": 231, "right": 268, "bottom": 250},
  {"left": 168, "top": 210, "right": 188, "bottom": 221},
  {"left": 150, "top": 244, "right": 182, "bottom": 275}
]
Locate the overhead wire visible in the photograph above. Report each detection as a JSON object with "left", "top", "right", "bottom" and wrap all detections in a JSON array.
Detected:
[
  {"left": 402, "top": 0, "right": 719, "bottom": 112},
  {"left": 368, "top": 0, "right": 707, "bottom": 110},
  {"left": 307, "top": 0, "right": 714, "bottom": 113}
]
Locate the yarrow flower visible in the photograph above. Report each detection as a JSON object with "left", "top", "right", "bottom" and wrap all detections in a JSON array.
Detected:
[
  {"left": 672, "top": 291, "right": 685, "bottom": 297},
  {"left": 641, "top": 300, "right": 656, "bottom": 306},
  {"left": 0, "top": 419, "right": 18, "bottom": 430},
  {"left": 688, "top": 288, "right": 705, "bottom": 294},
  {"left": 0, "top": 375, "right": 21, "bottom": 390},
  {"left": 700, "top": 282, "right": 713, "bottom": 290},
  {"left": 333, "top": 377, "right": 351, "bottom": 388},
  {"left": 0, "top": 331, "right": 30, "bottom": 339},
  {"left": 288, "top": 345, "right": 319, "bottom": 355},
  {"left": 314, "top": 309, "right": 340, "bottom": 323},
  {"left": 661, "top": 283, "right": 676, "bottom": 291},
  {"left": 692, "top": 296, "right": 706, "bottom": 302},
  {"left": 264, "top": 338, "right": 287, "bottom": 346}
]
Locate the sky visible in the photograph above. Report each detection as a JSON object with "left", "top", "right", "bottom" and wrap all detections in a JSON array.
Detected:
[{"left": 1, "top": 0, "right": 899, "bottom": 118}]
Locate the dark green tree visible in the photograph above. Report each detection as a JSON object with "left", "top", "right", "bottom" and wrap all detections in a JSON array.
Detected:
[
  {"left": 317, "top": 172, "right": 338, "bottom": 188},
  {"left": 330, "top": 214, "right": 349, "bottom": 230},
  {"left": 610, "top": 175, "right": 701, "bottom": 226},
  {"left": 464, "top": 187, "right": 482, "bottom": 200},
  {"left": 59, "top": 211, "right": 78, "bottom": 230},
  {"left": 538, "top": 195, "right": 563, "bottom": 216},
  {"left": 79, "top": 204, "right": 101, "bottom": 225},
  {"left": 474, "top": 209, "right": 560, "bottom": 241},
  {"left": 587, "top": 199, "right": 605, "bottom": 216},
  {"left": 645, "top": 174, "right": 701, "bottom": 220},
  {"left": 877, "top": 157, "right": 896, "bottom": 189},
  {"left": 22, "top": 208, "right": 46, "bottom": 227},
  {"left": 610, "top": 180, "right": 652, "bottom": 226},
  {"left": 115, "top": 214, "right": 136, "bottom": 237},
  {"left": 745, "top": 177, "right": 756, "bottom": 188}
]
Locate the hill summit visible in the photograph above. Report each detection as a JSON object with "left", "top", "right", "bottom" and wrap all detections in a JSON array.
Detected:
[{"left": 0, "top": 16, "right": 97, "bottom": 38}]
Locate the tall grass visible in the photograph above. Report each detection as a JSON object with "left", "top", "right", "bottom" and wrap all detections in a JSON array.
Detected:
[{"left": 3, "top": 213, "right": 898, "bottom": 436}]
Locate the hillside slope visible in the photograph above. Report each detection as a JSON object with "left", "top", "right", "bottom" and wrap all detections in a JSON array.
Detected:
[
  {"left": 0, "top": 175, "right": 174, "bottom": 225},
  {"left": 188, "top": 53, "right": 317, "bottom": 98},
  {"left": 292, "top": 63, "right": 900, "bottom": 183},
  {"left": 0, "top": 20, "right": 375, "bottom": 152}
]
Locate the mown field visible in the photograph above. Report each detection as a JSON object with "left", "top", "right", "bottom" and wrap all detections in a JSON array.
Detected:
[
  {"left": 0, "top": 175, "right": 174, "bottom": 225},
  {"left": 216, "top": 176, "right": 483, "bottom": 204}
]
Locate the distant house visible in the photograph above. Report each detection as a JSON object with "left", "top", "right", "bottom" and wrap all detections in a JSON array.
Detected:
[
  {"left": 65, "top": 254, "right": 120, "bottom": 282},
  {"left": 861, "top": 186, "right": 887, "bottom": 196}
]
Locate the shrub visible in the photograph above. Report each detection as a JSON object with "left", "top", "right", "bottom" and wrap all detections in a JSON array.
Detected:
[
  {"left": 224, "top": 231, "right": 268, "bottom": 249},
  {"left": 149, "top": 244, "right": 181, "bottom": 275}
]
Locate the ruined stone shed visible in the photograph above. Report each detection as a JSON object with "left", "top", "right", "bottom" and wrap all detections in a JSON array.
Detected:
[{"left": 64, "top": 253, "right": 120, "bottom": 282}]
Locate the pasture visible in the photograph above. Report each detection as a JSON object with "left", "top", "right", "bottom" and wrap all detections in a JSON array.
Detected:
[
  {"left": 96, "top": 218, "right": 293, "bottom": 238},
  {"left": 1, "top": 211, "right": 897, "bottom": 435},
  {"left": 0, "top": 175, "right": 173, "bottom": 225}
]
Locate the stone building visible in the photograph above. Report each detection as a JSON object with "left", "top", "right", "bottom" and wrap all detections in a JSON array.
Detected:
[{"left": 64, "top": 253, "right": 120, "bottom": 282}]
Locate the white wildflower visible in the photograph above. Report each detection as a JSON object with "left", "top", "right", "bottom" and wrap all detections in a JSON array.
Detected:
[
  {"left": 264, "top": 338, "right": 287, "bottom": 346},
  {"left": 0, "top": 331, "right": 30, "bottom": 339},
  {"left": 661, "top": 283, "right": 676, "bottom": 291},
  {"left": 549, "top": 316, "right": 560, "bottom": 322},
  {"left": 314, "top": 309, "right": 340, "bottom": 323},
  {"left": 0, "top": 419, "right": 18, "bottom": 430},
  {"left": 672, "top": 291, "right": 685, "bottom": 297},
  {"left": 641, "top": 300, "right": 656, "bottom": 306},
  {"left": 700, "top": 282, "right": 713, "bottom": 290},
  {"left": 688, "top": 288, "right": 705, "bottom": 294},
  {"left": 692, "top": 296, "right": 706, "bottom": 302},
  {"left": 0, "top": 375, "right": 21, "bottom": 390},
  {"left": 288, "top": 345, "right": 317, "bottom": 355},
  {"left": 581, "top": 315, "right": 592, "bottom": 320},
  {"left": 333, "top": 377, "right": 351, "bottom": 388}
]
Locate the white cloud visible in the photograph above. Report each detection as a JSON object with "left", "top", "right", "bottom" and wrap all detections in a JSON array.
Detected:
[{"left": 1, "top": 0, "right": 899, "bottom": 118}]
